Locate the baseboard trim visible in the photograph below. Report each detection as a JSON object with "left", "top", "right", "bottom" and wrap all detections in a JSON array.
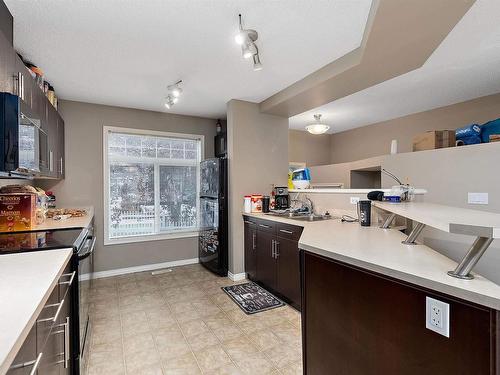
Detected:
[
  {"left": 228, "top": 271, "right": 247, "bottom": 281},
  {"left": 80, "top": 258, "right": 199, "bottom": 280}
]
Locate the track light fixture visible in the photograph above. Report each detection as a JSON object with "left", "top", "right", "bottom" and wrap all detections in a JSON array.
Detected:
[
  {"left": 165, "top": 80, "right": 183, "bottom": 109},
  {"left": 235, "top": 14, "right": 263, "bottom": 71}
]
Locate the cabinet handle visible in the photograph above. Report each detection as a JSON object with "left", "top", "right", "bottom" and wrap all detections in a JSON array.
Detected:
[
  {"left": 9, "top": 352, "right": 43, "bottom": 373},
  {"left": 64, "top": 317, "right": 70, "bottom": 368},
  {"left": 37, "top": 299, "right": 64, "bottom": 323},
  {"left": 60, "top": 157, "right": 63, "bottom": 175},
  {"left": 59, "top": 271, "right": 76, "bottom": 287},
  {"left": 271, "top": 240, "right": 275, "bottom": 258},
  {"left": 252, "top": 232, "right": 256, "bottom": 250},
  {"left": 243, "top": 220, "right": 252, "bottom": 224},
  {"left": 259, "top": 224, "right": 271, "bottom": 229},
  {"left": 279, "top": 229, "right": 293, "bottom": 235},
  {"left": 49, "top": 150, "right": 54, "bottom": 172},
  {"left": 275, "top": 241, "right": 280, "bottom": 258},
  {"left": 21, "top": 73, "right": 25, "bottom": 101}
]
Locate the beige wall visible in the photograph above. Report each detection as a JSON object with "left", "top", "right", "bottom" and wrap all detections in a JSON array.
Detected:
[
  {"left": 311, "top": 142, "right": 500, "bottom": 284},
  {"left": 330, "top": 93, "right": 500, "bottom": 164},
  {"left": 39, "top": 100, "right": 217, "bottom": 273},
  {"left": 227, "top": 100, "right": 288, "bottom": 275},
  {"left": 288, "top": 130, "right": 331, "bottom": 166}
]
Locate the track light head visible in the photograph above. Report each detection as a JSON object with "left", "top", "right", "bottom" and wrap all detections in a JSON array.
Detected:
[
  {"left": 253, "top": 54, "right": 263, "bottom": 71},
  {"left": 242, "top": 42, "right": 257, "bottom": 59}
]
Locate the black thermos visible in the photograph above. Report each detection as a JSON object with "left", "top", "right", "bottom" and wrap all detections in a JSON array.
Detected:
[
  {"left": 262, "top": 196, "right": 270, "bottom": 213},
  {"left": 358, "top": 200, "right": 371, "bottom": 227}
]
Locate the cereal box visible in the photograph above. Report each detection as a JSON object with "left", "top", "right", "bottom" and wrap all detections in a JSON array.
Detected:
[{"left": 0, "top": 194, "right": 37, "bottom": 232}]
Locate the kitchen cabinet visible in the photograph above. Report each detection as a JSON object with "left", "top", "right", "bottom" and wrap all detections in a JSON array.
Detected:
[
  {"left": 0, "top": 26, "right": 66, "bottom": 179},
  {"left": 7, "top": 265, "right": 74, "bottom": 375},
  {"left": 256, "top": 229, "right": 277, "bottom": 291},
  {"left": 243, "top": 219, "right": 257, "bottom": 280},
  {"left": 301, "top": 251, "right": 499, "bottom": 374},
  {"left": 0, "top": 30, "right": 15, "bottom": 94},
  {"left": 0, "top": 0, "right": 13, "bottom": 45},
  {"left": 243, "top": 216, "right": 303, "bottom": 310}
]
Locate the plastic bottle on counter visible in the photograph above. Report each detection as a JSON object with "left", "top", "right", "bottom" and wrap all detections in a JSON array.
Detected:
[{"left": 244, "top": 195, "right": 251, "bottom": 213}]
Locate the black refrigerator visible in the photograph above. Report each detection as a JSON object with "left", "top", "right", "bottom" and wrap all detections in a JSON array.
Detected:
[{"left": 199, "top": 157, "right": 228, "bottom": 276}]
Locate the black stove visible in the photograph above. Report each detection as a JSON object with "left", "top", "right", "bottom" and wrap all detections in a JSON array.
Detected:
[{"left": 0, "top": 228, "right": 86, "bottom": 254}]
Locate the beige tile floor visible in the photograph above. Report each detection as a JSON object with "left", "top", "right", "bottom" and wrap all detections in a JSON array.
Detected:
[{"left": 87, "top": 263, "right": 303, "bottom": 375}]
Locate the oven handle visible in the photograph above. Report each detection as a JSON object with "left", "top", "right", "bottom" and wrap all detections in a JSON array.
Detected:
[{"left": 78, "top": 237, "right": 96, "bottom": 260}]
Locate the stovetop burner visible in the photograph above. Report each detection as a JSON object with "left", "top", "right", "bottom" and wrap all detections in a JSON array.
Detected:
[{"left": 0, "top": 228, "right": 86, "bottom": 254}]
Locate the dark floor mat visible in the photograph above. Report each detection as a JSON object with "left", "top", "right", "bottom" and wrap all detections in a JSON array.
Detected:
[{"left": 222, "top": 282, "right": 285, "bottom": 314}]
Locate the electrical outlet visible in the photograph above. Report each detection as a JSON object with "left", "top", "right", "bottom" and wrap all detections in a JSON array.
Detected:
[
  {"left": 350, "top": 197, "right": 360, "bottom": 205},
  {"left": 468, "top": 192, "right": 488, "bottom": 205},
  {"left": 426, "top": 297, "right": 450, "bottom": 337}
]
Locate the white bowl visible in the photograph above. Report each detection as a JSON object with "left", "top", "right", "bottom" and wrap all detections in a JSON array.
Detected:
[{"left": 292, "top": 180, "right": 310, "bottom": 189}]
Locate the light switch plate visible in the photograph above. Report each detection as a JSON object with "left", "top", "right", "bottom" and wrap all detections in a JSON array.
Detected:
[
  {"left": 426, "top": 296, "right": 450, "bottom": 337},
  {"left": 468, "top": 192, "right": 488, "bottom": 205}
]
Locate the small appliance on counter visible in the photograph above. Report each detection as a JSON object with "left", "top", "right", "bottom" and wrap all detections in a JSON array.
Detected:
[
  {"left": 274, "top": 186, "right": 289, "bottom": 210},
  {"left": 291, "top": 168, "right": 311, "bottom": 189},
  {"left": 357, "top": 200, "right": 372, "bottom": 227}
]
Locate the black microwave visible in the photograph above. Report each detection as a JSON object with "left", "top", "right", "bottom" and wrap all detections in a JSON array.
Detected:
[{"left": 0, "top": 92, "right": 49, "bottom": 177}]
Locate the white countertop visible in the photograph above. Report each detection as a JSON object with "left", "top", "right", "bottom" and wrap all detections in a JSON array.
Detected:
[
  {"left": 243, "top": 212, "right": 500, "bottom": 310},
  {"left": 373, "top": 202, "right": 500, "bottom": 238},
  {"left": 289, "top": 188, "right": 427, "bottom": 194},
  {"left": 0, "top": 249, "right": 73, "bottom": 375},
  {"left": 33, "top": 206, "right": 94, "bottom": 231}
]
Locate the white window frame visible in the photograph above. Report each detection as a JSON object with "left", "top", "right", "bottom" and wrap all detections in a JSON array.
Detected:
[{"left": 103, "top": 126, "right": 204, "bottom": 245}]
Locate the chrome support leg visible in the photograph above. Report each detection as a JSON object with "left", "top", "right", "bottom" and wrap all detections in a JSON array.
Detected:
[
  {"left": 401, "top": 222, "right": 425, "bottom": 245},
  {"left": 447, "top": 236, "right": 494, "bottom": 280},
  {"left": 380, "top": 213, "right": 397, "bottom": 229}
]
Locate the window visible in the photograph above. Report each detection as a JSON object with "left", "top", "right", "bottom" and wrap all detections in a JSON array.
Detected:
[{"left": 103, "top": 127, "right": 203, "bottom": 244}]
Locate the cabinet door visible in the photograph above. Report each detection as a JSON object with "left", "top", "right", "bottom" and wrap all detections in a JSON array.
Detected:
[
  {"left": 6, "top": 325, "right": 37, "bottom": 375},
  {"left": 0, "top": 30, "right": 16, "bottom": 94},
  {"left": 244, "top": 220, "right": 257, "bottom": 281},
  {"left": 57, "top": 116, "right": 64, "bottom": 179},
  {"left": 256, "top": 230, "right": 277, "bottom": 291},
  {"left": 275, "top": 237, "right": 301, "bottom": 310},
  {"left": 47, "top": 107, "right": 59, "bottom": 178}
]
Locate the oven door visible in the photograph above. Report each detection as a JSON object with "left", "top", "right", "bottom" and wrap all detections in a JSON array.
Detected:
[{"left": 77, "top": 229, "right": 95, "bottom": 374}]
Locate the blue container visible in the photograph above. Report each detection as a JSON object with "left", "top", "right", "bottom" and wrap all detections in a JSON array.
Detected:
[
  {"left": 456, "top": 124, "right": 481, "bottom": 139},
  {"left": 481, "top": 118, "right": 500, "bottom": 143}
]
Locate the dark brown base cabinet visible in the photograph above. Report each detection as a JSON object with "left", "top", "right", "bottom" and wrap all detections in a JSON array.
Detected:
[
  {"left": 302, "top": 251, "right": 500, "bottom": 375},
  {"left": 7, "top": 262, "right": 74, "bottom": 375},
  {"left": 243, "top": 216, "right": 303, "bottom": 310}
]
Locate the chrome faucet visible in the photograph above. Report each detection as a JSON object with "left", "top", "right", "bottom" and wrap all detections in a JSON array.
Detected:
[{"left": 304, "top": 197, "right": 314, "bottom": 215}]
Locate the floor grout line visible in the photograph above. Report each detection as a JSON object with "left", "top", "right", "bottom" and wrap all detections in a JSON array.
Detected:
[{"left": 87, "top": 265, "right": 302, "bottom": 375}]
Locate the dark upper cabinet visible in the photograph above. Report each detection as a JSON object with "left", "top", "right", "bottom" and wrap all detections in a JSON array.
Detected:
[
  {"left": 0, "top": 0, "right": 13, "bottom": 45},
  {"left": 57, "top": 116, "right": 64, "bottom": 179},
  {"left": 0, "top": 31, "right": 15, "bottom": 95},
  {"left": 214, "top": 132, "right": 227, "bottom": 157},
  {"left": 0, "top": 29, "right": 66, "bottom": 179}
]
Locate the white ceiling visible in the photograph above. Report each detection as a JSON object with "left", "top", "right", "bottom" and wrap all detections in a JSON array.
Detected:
[
  {"left": 289, "top": 0, "right": 500, "bottom": 133},
  {"left": 5, "top": 0, "right": 372, "bottom": 119}
]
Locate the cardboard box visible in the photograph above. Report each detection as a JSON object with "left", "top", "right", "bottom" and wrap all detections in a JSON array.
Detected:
[
  {"left": 490, "top": 134, "right": 500, "bottom": 143},
  {"left": 412, "top": 130, "right": 456, "bottom": 152},
  {"left": 0, "top": 194, "right": 37, "bottom": 232}
]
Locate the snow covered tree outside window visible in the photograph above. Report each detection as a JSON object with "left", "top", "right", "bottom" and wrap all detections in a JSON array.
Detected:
[{"left": 104, "top": 128, "right": 202, "bottom": 242}]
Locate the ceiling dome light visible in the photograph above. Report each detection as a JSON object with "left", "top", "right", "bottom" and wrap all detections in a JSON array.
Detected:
[
  {"left": 253, "top": 54, "right": 263, "bottom": 71},
  {"left": 305, "top": 114, "right": 330, "bottom": 135}
]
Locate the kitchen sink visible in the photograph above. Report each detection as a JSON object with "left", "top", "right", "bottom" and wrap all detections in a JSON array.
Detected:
[{"left": 265, "top": 212, "right": 335, "bottom": 221}]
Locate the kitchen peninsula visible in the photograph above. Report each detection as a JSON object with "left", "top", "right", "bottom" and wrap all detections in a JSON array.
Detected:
[{"left": 243, "top": 206, "right": 500, "bottom": 374}]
